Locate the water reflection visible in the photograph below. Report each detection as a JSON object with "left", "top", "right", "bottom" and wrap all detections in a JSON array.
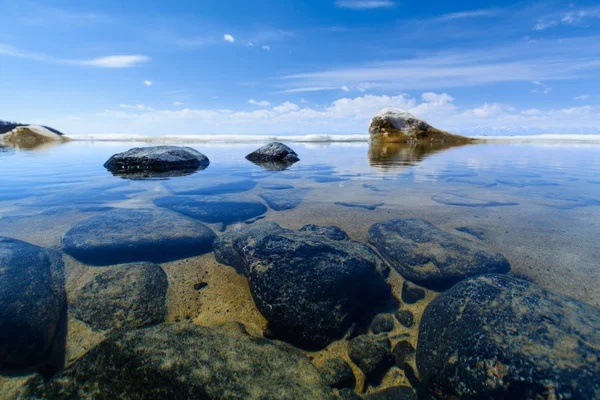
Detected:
[
  {"left": 247, "top": 159, "right": 297, "bottom": 171},
  {"left": 368, "top": 141, "right": 473, "bottom": 170}
]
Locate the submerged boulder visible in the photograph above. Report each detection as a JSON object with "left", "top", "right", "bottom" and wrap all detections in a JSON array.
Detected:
[
  {"left": 24, "top": 323, "right": 335, "bottom": 399},
  {"left": 367, "top": 218, "right": 509, "bottom": 289},
  {"left": 62, "top": 208, "right": 216, "bottom": 265},
  {"left": 213, "top": 223, "right": 392, "bottom": 348},
  {"left": 369, "top": 108, "right": 471, "bottom": 143},
  {"left": 417, "top": 274, "right": 600, "bottom": 399},
  {"left": 245, "top": 142, "right": 300, "bottom": 168},
  {"left": 103, "top": 146, "right": 209, "bottom": 178},
  {"left": 70, "top": 262, "right": 168, "bottom": 331},
  {"left": 0, "top": 237, "right": 66, "bottom": 373}
]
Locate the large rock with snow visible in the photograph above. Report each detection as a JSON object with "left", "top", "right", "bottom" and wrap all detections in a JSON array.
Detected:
[
  {"left": 104, "top": 146, "right": 209, "bottom": 178},
  {"left": 369, "top": 108, "right": 471, "bottom": 143}
]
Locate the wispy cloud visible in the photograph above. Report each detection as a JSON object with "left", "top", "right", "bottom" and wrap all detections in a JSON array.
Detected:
[
  {"left": 433, "top": 9, "right": 496, "bottom": 22},
  {"left": 534, "top": 6, "right": 600, "bottom": 31},
  {"left": 335, "top": 1, "right": 395, "bottom": 10},
  {"left": 120, "top": 104, "right": 154, "bottom": 110},
  {"left": 144, "top": 80, "right": 153, "bottom": 86},
  {"left": 574, "top": 95, "right": 590, "bottom": 101},
  {"left": 262, "top": 45, "right": 271, "bottom": 51},
  {"left": 0, "top": 43, "right": 150, "bottom": 68},
  {"left": 173, "top": 101, "right": 185, "bottom": 106},
  {"left": 224, "top": 34, "right": 235, "bottom": 43},
  {"left": 249, "top": 99, "right": 271, "bottom": 107},
  {"left": 531, "top": 80, "right": 551, "bottom": 94}
]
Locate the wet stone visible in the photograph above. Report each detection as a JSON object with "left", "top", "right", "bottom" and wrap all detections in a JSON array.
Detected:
[
  {"left": 336, "top": 388, "right": 363, "bottom": 400},
  {"left": 417, "top": 274, "right": 600, "bottom": 399},
  {"left": 213, "top": 222, "right": 392, "bottom": 349},
  {"left": 70, "top": 262, "right": 168, "bottom": 331},
  {"left": 455, "top": 226, "right": 486, "bottom": 240},
  {"left": 259, "top": 188, "right": 310, "bottom": 211},
  {"left": 394, "top": 310, "right": 414, "bottom": 328},
  {"left": 24, "top": 323, "right": 335, "bottom": 399},
  {"left": 62, "top": 208, "right": 216, "bottom": 266},
  {"left": 318, "top": 358, "right": 356, "bottom": 389},
  {"left": 367, "top": 218, "right": 510, "bottom": 290},
  {"left": 0, "top": 237, "right": 66, "bottom": 374},
  {"left": 245, "top": 142, "right": 300, "bottom": 163},
  {"left": 401, "top": 281, "right": 425, "bottom": 304},
  {"left": 347, "top": 335, "right": 393, "bottom": 385},
  {"left": 298, "top": 224, "right": 350, "bottom": 240},
  {"left": 154, "top": 196, "right": 267, "bottom": 226},
  {"left": 364, "top": 386, "right": 417, "bottom": 400},
  {"left": 370, "top": 314, "right": 394, "bottom": 334},
  {"left": 392, "top": 340, "right": 415, "bottom": 369},
  {"left": 262, "top": 183, "right": 295, "bottom": 190}
]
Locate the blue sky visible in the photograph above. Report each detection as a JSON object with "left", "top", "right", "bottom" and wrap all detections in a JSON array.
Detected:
[{"left": 1, "top": 0, "right": 599, "bottom": 135}]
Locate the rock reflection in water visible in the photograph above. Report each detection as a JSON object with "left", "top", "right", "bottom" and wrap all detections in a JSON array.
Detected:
[
  {"left": 368, "top": 141, "right": 471, "bottom": 170},
  {"left": 248, "top": 159, "right": 297, "bottom": 171}
]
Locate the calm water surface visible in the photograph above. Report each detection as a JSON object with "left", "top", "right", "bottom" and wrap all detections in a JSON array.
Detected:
[{"left": 1, "top": 140, "right": 599, "bottom": 398}]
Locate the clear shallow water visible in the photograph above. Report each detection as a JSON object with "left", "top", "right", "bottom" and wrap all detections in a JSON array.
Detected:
[{"left": 1, "top": 140, "right": 600, "bottom": 397}]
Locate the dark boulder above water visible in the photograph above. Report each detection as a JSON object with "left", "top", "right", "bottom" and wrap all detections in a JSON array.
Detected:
[
  {"left": 213, "top": 222, "right": 392, "bottom": 349},
  {"left": 70, "top": 262, "right": 168, "bottom": 331},
  {"left": 0, "top": 237, "right": 66, "bottom": 373},
  {"left": 367, "top": 218, "right": 510, "bottom": 289},
  {"left": 24, "top": 323, "right": 335, "bottom": 399},
  {"left": 62, "top": 208, "right": 216, "bottom": 265},
  {"left": 417, "top": 274, "right": 600, "bottom": 399},
  {"left": 245, "top": 141, "right": 299, "bottom": 164},
  {"left": 103, "top": 146, "right": 209, "bottom": 178}
]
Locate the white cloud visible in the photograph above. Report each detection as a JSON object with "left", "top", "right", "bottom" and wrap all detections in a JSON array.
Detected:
[
  {"left": 224, "top": 34, "right": 235, "bottom": 43},
  {"left": 173, "top": 101, "right": 184, "bottom": 106},
  {"left": 531, "top": 80, "right": 551, "bottom": 94},
  {"left": 120, "top": 104, "right": 154, "bottom": 111},
  {"left": 91, "top": 93, "right": 600, "bottom": 135},
  {"left": 574, "top": 95, "right": 590, "bottom": 101},
  {"left": 249, "top": 99, "right": 271, "bottom": 107},
  {"left": 262, "top": 45, "right": 271, "bottom": 51},
  {"left": 434, "top": 9, "right": 495, "bottom": 22},
  {"left": 0, "top": 43, "right": 150, "bottom": 68},
  {"left": 335, "top": 1, "right": 395, "bottom": 10},
  {"left": 341, "top": 85, "right": 351, "bottom": 92},
  {"left": 144, "top": 80, "right": 153, "bottom": 86},
  {"left": 534, "top": 6, "right": 600, "bottom": 31},
  {"left": 248, "top": 42, "right": 254, "bottom": 47}
]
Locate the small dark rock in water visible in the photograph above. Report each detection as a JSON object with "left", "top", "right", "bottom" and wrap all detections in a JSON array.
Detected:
[
  {"left": 394, "top": 310, "right": 414, "bottom": 328},
  {"left": 193, "top": 282, "right": 208, "bottom": 290},
  {"left": 71, "top": 262, "right": 168, "bottom": 331},
  {"left": 370, "top": 314, "right": 395, "bottom": 334},
  {"left": 335, "top": 202, "right": 384, "bottom": 211},
  {"left": 455, "top": 226, "right": 486, "bottom": 240},
  {"left": 392, "top": 340, "right": 415, "bottom": 369},
  {"left": 364, "top": 386, "right": 417, "bottom": 400},
  {"left": 262, "top": 183, "right": 295, "bottom": 190},
  {"left": 336, "top": 388, "right": 363, "bottom": 400},
  {"left": 401, "top": 281, "right": 425, "bottom": 304},
  {"left": 213, "top": 222, "right": 392, "bottom": 349},
  {"left": 62, "top": 208, "right": 216, "bottom": 266},
  {"left": 154, "top": 196, "right": 267, "bottom": 226},
  {"left": 103, "top": 146, "right": 209, "bottom": 178},
  {"left": 259, "top": 188, "right": 310, "bottom": 211},
  {"left": 348, "top": 335, "right": 393, "bottom": 385},
  {"left": 24, "top": 323, "right": 335, "bottom": 399},
  {"left": 317, "top": 358, "right": 356, "bottom": 389},
  {"left": 367, "top": 219, "right": 510, "bottom": 290},
  {"left": 246, "top": 142, "right": 299, "bottom": 164},
  {"left": 417, "top": 274, "right": 600, "bottom": 399},
  {"left": 0, "top": 237, "right": 66, "bottom": 373}
]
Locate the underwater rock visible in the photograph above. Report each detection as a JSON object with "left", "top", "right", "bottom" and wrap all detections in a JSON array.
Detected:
[
  {"left": 24, "top": 323, "right": 335, "bottom": 399},
  {"left": 103, "top": 146, "right": 209, "bottom": 177},
  {"left": 336, "top": 388, "right": 363, "bottom": 400},
  {"left": 392, "top": 340, "right": 415, "bottom": 369},
  {"left": 245, "top": 142, "right": 299, "bottom": 164},
  {"left": 309, "top": 175, "right": 348, "bottom": 183},
  {"left": 298, "top": 224, "right": 350, "bottom": 240},
  {"left": 394, "top": 310, "right": 414, "bottom": 328},
  {"left": 0, "top": 237, "right": 66, "bottom": 373},
  {"left": 417, "top": 274, "right": 600, "bottom": 399},
  {"left": 154, "top": 196, "right": 267, "bottom": 226},
  {"left": 432, "top": 191, "right": 518, "bottom": 208},
  {"left": 370, "top": 314, "right": 395, "bottom": 334},
  {"left": 213, "top": 222, "right": 392, "bottom": 349},
  {"left": 335, "top": 202, "right": 384, "bottom": 211},
  {"left": 262, "top": 183, "right": 295, "bottom": 190},
  {"left": 369, "top": 108, "right": 471, "bottom": 144},
  {"left": 62, "top": 208, "right": 216, "bottom": 266},
  {"left": 364, "top": 386, "right": 418, "bottom": 400},
  {"left": 317, "top": 357, "right": 356, "bottom": 389},
  {"left": 367, "top": 219, "right": 510, "bottom": 290},
  {"left": 259, "top": 188, "right": 310, "bottom": 211},
  {"left": 401, "top": 281, "right": 425, "bottom": 304},
  {"left": 163, "top": 176, "right": 257, "bottom": 195},
  {"left": 71, "top": 262, "right": 168, "bottom": 331},
  {"left": 455, "top": 226, "right": 486, "bottom": 240},
  {"left": 347, "top": 335, "right": 393, "bottom": 385}
]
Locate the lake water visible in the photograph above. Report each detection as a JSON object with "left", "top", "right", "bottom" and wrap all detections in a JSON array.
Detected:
[{"left": 1, "top": 139, "right": 600, "bottom": 398}]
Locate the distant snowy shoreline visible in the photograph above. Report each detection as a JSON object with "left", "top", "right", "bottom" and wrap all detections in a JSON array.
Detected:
[{"left": 66, "top": 133, "right": 600, "bottom": 144}]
